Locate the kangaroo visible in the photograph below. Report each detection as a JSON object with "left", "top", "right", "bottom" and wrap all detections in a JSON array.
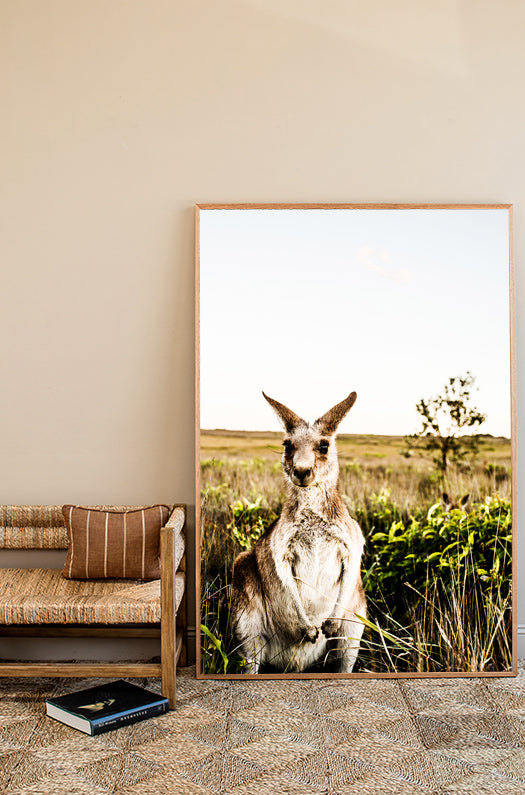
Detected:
[
  {"left": 442, "top": 493, "right": 470, "bottom": 512},
  {"left": 230, "top": 391, "right": 366, "bottom": 674}
]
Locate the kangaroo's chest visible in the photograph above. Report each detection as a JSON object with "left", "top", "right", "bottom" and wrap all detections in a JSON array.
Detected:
[{"left": 281, "top": 509, "right": 349, "bottom": 599}]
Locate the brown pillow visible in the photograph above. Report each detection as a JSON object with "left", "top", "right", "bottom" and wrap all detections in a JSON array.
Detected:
[{"left": 62, "top": 505, "right": 170, "bottom": 580}]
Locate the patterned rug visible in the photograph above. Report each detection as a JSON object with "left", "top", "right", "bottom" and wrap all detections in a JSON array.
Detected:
[{"left": 2, "top": 666, "right": 525, "bottom": 794}]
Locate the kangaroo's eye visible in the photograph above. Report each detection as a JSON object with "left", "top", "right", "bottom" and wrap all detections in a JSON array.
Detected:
[
  {"left": 318, "top": 440, "right": 330, "bottom": 455},
  {"left": 283, "top": 440, "right": 294, "bottom": 454}
]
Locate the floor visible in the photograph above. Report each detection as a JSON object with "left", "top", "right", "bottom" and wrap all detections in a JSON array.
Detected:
[{"left": 2, "top": 666, "right": 525, "bottom": 794}]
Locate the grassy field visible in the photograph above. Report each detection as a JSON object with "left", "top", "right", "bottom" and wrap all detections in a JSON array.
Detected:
[
  {"left": 201, "top": 429, "right": 511, "bottom": 468},
  {"left": 199, "top": 430, "right": 512, "bottom": 676}
]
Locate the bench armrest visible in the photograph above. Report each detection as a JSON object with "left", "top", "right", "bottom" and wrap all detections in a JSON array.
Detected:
[
  {"left": 160, "top": 505, "right": 185, "bottom": 575},
  {"left": 160, "top": 504, "right": 186, "bottom": 593},
  {"left": 164, "top": 505, "right": 185, "bottom": 533}
]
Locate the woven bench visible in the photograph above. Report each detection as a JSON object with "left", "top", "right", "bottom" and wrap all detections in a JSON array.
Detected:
[{"left": 0, "top": 505, "right": 186, "bottom": 708}]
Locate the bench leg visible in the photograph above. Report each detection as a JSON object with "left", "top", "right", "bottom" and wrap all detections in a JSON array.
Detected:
[{"left": 161, "top": 526, "right": 177, "bottom": 709}]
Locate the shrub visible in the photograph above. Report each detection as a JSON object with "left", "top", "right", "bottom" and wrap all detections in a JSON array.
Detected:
[
  {"left": 227, "top": 497, "right": 277, "bottom": 550},
  {"left": 359, "top": 495, "right": 512, "bottom": 672}
]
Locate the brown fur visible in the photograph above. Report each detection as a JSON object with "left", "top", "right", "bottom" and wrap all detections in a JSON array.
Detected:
[{"left": 315, "top": 391, "right": 357, "bottom": 435}]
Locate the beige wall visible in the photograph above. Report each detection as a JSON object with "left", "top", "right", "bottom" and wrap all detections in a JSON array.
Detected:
[{"left": 1, "top": 1, "right": 523, "bottom": 660}]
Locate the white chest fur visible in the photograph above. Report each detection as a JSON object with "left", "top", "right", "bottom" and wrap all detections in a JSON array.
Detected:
[{"left": 271, "top": 508, "right": 349, "bottom": 621}]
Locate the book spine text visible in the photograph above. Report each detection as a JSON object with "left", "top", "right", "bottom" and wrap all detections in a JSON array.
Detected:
[{"left": 92, "top": 702, "right": 168, "bottom": 734}]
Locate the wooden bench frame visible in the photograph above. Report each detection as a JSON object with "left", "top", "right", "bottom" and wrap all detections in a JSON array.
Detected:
[{"left": 0, "top": 505, "right": 186, "bottom": 709}]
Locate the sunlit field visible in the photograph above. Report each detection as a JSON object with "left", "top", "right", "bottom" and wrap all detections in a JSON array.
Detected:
[{"left": 200, "top": 431, "right": 512, "bottom": 676}]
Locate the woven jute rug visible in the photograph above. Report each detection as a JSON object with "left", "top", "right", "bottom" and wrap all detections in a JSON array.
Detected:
[{"left": 2, "top": 665, "right": 525, "bottom": 794}]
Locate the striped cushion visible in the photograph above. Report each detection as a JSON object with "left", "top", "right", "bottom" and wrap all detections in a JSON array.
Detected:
[{"left": 62, "top": 505, "right": 170, "bottom": 580}]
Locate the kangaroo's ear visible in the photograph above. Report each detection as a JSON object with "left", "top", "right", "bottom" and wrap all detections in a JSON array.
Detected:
[
  {"left": 314, "top": 391, "right": 357, "bottom": 435},
  {"left": 262, "top": 392, "right": 306, "bottom": 433},
  {"left": 460, "top": 494, "right": 470, "bottom": 509}
]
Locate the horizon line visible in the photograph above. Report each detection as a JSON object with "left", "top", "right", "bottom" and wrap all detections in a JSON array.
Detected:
[{"left": 201, "top": 428, "right": 511, "bottom": 440}]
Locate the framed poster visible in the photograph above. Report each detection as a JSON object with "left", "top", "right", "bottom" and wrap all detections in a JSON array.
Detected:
[{"left": 196, "top": 204, "right": 515, "bottom": 679}]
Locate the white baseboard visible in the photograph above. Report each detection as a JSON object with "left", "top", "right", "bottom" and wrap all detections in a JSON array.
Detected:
[{"left": 518, "top": 625, "right": 525, "bottom": 659}]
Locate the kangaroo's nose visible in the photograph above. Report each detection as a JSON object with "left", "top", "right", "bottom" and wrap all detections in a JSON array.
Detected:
[{"left": 293, "top": 467, "right": 313, "bottom": 485}]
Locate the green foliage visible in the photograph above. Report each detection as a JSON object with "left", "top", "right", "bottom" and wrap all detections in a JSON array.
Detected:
[
  {"left": 200, "top": 494, "right": 278, "bottom": 674},
  {"left": 200, "top": 456, "right": 284, "bottom": 583},
  {"left": 201, "top": 624, "right": 230, "bottom": 674},
  {"left": 354, "top": 487, "right": 405, "bottom": 538},
  {"left": 227, "top": 497, "right": 277, "bottom": 550},
  {"left": 201, "top": 458, "right": 224, "bottom": 471},
  {"left": 364, "top": 495, "right": 510, "bottom": 598},
  {"left": 200, "top": 578, "right": 250, "bottom": 675},
  {"left": 359, "top": 494, "right": 512, "bottom": 672}
]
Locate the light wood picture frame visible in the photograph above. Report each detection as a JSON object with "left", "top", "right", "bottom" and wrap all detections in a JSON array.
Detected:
[{"left": 195, "top": 203, "right": 516, "bottom": 680}]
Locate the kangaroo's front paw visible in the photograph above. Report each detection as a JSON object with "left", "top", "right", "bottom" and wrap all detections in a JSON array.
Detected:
[
  {"left": 301, "top": 625, "right": 319, "bottom": 643},
  {"left": 322, "top": 618, "right": 341, "bottom": 638}
]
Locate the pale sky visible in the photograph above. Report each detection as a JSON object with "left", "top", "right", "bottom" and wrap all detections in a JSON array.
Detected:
[{"left": 199, "top": 207, "right": 511, "bottom": 437}]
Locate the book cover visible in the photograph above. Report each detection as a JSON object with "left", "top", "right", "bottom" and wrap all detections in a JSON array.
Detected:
[{"left": 45, "top": 679, "right": 169, "bottom": 735}]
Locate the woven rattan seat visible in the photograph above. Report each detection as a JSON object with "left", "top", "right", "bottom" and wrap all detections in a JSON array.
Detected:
[
  {"left": 0, "top": 568, "right": 185, "bottom": 625},
  {"left": 0, "top": 504, "right": 187, "bottom": 708}
]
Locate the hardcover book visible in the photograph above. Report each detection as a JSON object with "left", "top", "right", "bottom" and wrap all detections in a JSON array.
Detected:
[{"left": 45, "top": 679, "right": 169, "bottom": 735}]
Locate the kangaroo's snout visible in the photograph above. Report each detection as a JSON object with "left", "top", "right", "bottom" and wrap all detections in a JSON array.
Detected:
[{"left": 292, "top": 466, "right": 314, "bottom": 487}]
